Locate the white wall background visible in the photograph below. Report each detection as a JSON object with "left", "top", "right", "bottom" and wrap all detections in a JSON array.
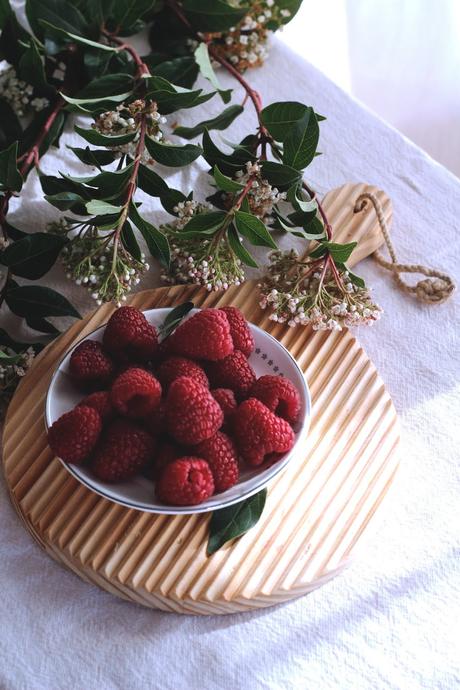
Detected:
[{"left": 280, "top": 0, "right": 460, "bottom": 178}]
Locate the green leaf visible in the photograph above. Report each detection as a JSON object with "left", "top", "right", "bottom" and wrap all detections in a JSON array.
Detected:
[
  {"left": 207, "top": 489, "right": 267, "bottom": 555},
  {"left": 260, "top": 161, "right": 301, "bottom": 191},
  {"left": 75, "top": 125, "right": 136, "bottom": 147},
  {"left": 62, "top": 91, "right": 132, "bottom": 111},
  {"left": 0, "top": 142, "right": 22, "bottom": 192},
  {"left": 0, "top": 0, "right": 12, "bottom": 29},
  {"left": 174, "top": 104, "right": 244, "bottom": 140},
  {"left": 228, "top": 225, "right": 258, "bottom": 268},
  {"left": 18, "top": 39, "right": 49, "bottom": 91},
  {"left": 339, "top": 266, "right": 366, "bottom": 288},
  {"left": 283, "top": 107, "right": 319, "bottom": 170},
  {"left": 0, "top": 100, "right": 22, "bottom": 150},
  {"left": 144, "top": 76, "right": 215, "bottom": 114},
  {"left": 110, "top": 0, "right": 155, "bottom": 34},
  {"left": 287, "top": 185, "right": 317, "bottom": 213},
  {"left": 136, "top": 163, "right": 169, "bottom": 196},
  {"left": 69, "top": 163, "right": 134, "bottom": 197},
  {"left": 121, "top": 219, "right": 142, "bottom": 262},
  {"left": 202, "top": 130, "right": 255, "bottom": 177},
  {"left": 39, "top": 21, "right": 116, "bottom": 51},
  {"left": 5, "top": 285, "right": 80, "bottom": 318},
  {"left": 194, "top": 43, "right": 231, "bottom": 103},
  {"left": 129, "top": 203, "right": 170, "bottom": 267},
  {"left": 181, "top": 210, "right": 227, "bottom": 237},
  {"left": 159, "top": 302, "right": 194, "bottom": 340},
  {"left": 1, "top": 233, "right": 66, "bottom": 279},
  {"left": 0, "top": 350, "right": 24, "bottom": 365},
  {"left": 160, "top": 188, "right": 190, "bottom": 216},
  {"left": 75, "top": 73, "right": 135, "bottom": 99},
  {"left": 67, "top": 146, "right": 117, "bottom": 169},
  {"left": 44, "top": 192, "right": 88, "bottom": 213},
  {"left": 271, "top": 0, "right": 303, "bottom": 25},
  {"left": 261, "top": 101, "right": 319, "bottom": 142},
  {"left": 152, "top": 56, "right": 198, "bottom": 89},
  {"left": 234, "top": 211, "right": 277, "bottom": 249},
  {"left": 322, "top": 241, "right": 357, "bottom": 263},
  {"left": 85, "top": 200, "right": 122, "bottom": 216},
  {"left": 183, "top": 0, "right": 248, "bottom": 32},
  {"left": 213, "top": 165, "right": 244, "bottom": 193},
  {"left": 26, "top": 0, "right": 88, "bottom": 40},
  {"left": 25, "top": 316, "right": 60, "bottom": 334},
  {"left": 19, "top": 110, "right": 65, "bottom": 160},
  {"left": 144, "top": 137, "right": 202, "bottom": 168},
  {"left": 0, "top": 327, "right": 42, "bottom": 351}
]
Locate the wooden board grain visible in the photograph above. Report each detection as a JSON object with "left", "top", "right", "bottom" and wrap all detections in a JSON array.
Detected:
[{"left": 1, "top": 183, "right": 399, "bottom": 614}]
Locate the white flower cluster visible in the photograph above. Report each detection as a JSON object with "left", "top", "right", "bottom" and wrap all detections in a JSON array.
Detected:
[
  {"left": 93, "top": 99, "right": 167, "bottom": 167},
  {"left": 160, "top": 201, "right": 245, "bottom": 291},
  {"left": 206, "top": 1, "right": 291, "bottom": 72},
  {"left": 259, "top": 249, "right": 382, "bottom": 330},
  {"left": 0, "top": 66, "right": 49, "bottom": 116},
  {"left": 0, "top": 346, "right": 36, "bottom": 414},
  {"left": 231, "top": 161, "right": 286, "bottom": 221},
  {"left": 48, "top": 219, "right": 148, "bottom": 307}
]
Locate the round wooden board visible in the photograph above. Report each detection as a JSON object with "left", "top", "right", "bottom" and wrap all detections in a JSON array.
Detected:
[{"left": 2, "top": 183, "right": 399, "bottom": 615}]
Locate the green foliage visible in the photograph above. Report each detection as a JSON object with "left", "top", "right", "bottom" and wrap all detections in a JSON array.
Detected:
[{"left": 207, "top": 490, "right": 267, "bottom": 555}]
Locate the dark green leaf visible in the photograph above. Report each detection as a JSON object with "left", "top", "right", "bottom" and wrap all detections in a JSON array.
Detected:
[
  {"left": 346, "top": 269, "right": 366, "bottom": 289},
  {"left": 67, "top": 146, "right": 117, "bottom": 169},
  {"left": 260, "top": 161, "right": 301, "bottom": 190},
  {"left": 0, "top": 350, "right": 23, "bottom": 365},
  {"left": 1, "top": 233, "right": 66, "bottom": 279},
  {"left": 0, "top": 142, "right": 22, "bottom": 192},
  {"left": 207, "top": 489, "right": 267, "bottom": 555},
  {"left": 25, "top": 316, "right": 60, "bottom": 334},
  {"left": 152, "top": 56, "right": 198, "bottom": 89},
  {"left": 261, "top": 101, "right": 318, "bottom": 142},
  {"left": 194, "top": 43, "right": 231, "bottom": 103},
  {"left": 129, "top": 203, "right": 170, "bottom": 267},
  {"left": 136, "top": 163, "right": 169, "bottom": 196},
  {"left": 213, "top": 165, "right": 244, "bottom": 193},
  {"left": 75, "top": 124, "right": 136, "bottom": 147},
  {"left": 44, "top": 192, "right": 89, "bottom": 213},
  {"left": 234, "top": 211, "right": 277, "bottom": 249},
  {"left": 39, "top": 21, "right": 116, "bottom": 51},
  {"left": 228, "top": 225, "right": 258, "bottom": 268},
  {"left": 18, "top": 39, "right": 49, "bottom": 91},
  {"left": 283, "top": 107, "right": 319, "bottom": 170},
  {"left": 5, "top": 285, "right": 81, "bottom": 318},
  {"left": 160, "top": 188, "right": 190, "bottom": 215},
  {"left": 174, "top": 104, "right": 244, "bottom": 140},
  {"left": 0, "top": 100, "right": 22, "bottom": 150},
  {"left": 287, "top": 185, "right": 317, "bottom": 213},
  {"left": 271, "top": 0, "right": 303, "bottom": 25},
  {"left": 0, "top": 327, "right": 42, "bottom": 351},
  {"left": 322, "top": 241, "right": 357, "bottom": 263},
  {"left": 85, "top": 200, "right": 122, "bottom": 215},
  {"left": 144, "top": 76, "right": 215, "bottom": 114},
  {"left": 19, "top": 109, "right": 65, "bottom": 159},
  {"left": 110, "top": 0, "right": 153, "bottom": 34},
  {"left": 159, "top": 301, "right": 194, "bottom": 340},
  {"left": 181, "top": 210, "right": 227, "bottom": 236},
  {"left": 75, "top": 73, "right": 135, "bottom": 99},
  {"left": 144, "top": 137, "right": 202, "bottom": 168},
  {"left": 202, "top": 129, "right": 252, "bottom": 177},
  {"left": 183, "top": 0, "right": 248, "bottom": 32},
  {"left": 121, "top": 219, "right": 142, "bottom": 262},
  {"left": 26, "top": 0, "right": 88, "bottom": 41}
]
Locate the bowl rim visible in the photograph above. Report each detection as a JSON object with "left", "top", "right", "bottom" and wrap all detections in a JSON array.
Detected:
[{"left": 44, "top": 307, "right": 312, "bottom": 515}]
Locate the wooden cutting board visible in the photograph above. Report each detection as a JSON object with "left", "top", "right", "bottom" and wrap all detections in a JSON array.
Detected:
[{"left": 1, "top": 183, "right": 399, "bottom": 614}]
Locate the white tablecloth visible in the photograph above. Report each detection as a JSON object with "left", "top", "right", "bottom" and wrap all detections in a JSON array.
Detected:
[{"left": 1, "top": 28, "right": 459, "bottom": 690}]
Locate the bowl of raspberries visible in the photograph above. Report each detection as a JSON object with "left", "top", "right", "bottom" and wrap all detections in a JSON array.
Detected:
[{"left": 45, "top": 305, "right": 311, "bottom": 514}]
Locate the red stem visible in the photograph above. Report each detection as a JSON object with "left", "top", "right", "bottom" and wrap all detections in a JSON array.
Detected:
[{"left": 102, "top": 29, "right": 150, "bottom": 77}]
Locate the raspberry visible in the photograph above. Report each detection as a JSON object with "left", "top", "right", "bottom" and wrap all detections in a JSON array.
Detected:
[
  {"left": 250, "top": 375, "right": 301, "bottom": 426},
  {"left": 92, "top": 420, "right": 155, "bottom": 482},
  {"left": 211, "top": 388, "right": 237, "bottom": 424},
  {"left": 144, "top": 440, "right": 183, "bottom": 480},
  {"left": 103, "top": 306, "right": 158, "bottom": 362},
  {"left": 169, "top": 308, "right": 233, "bottom": 361},
  {"left": 69, "top": 339, "right": 114, "bottom": 389},
  {"left": 165, "top": 376, "right": 223, "bottom": 445},
  {"left": 195, "top": 432, "right": 239, "bottom": 492},
  {"left": 156, "top": 356, "right": 209, "bottom": 390},
  {"left": 111, "top": 368, "right": 162, "bottom": 419},
  {"left": 233, "top": 398, "right": 295, "bottom": 466},
  {"left": 207, "top": 350, "right": 256, "bottom": 399},
  {"left": 78, "top": 391, "right": 113, "bottom": 422},
  {"left": 219, "top": 306, "right": 254, "bottom": 357},
  {"left": 47, "top": 406, "right": 102, "bottom": 465},
  {"left": 156, "top": 457, "right": 214, "bottom": 506},
  {"left": 142, "top": 400, "right": 167, "bottom": 436}
]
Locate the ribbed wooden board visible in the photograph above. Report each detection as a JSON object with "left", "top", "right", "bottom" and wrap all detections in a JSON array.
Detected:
[{"left": 2, "top": 183, "right": 399, "bottom": 615}]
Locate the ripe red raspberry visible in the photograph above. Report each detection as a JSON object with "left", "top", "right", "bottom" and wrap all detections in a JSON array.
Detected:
[
  {"left": 219, "top": 306, "right": 254, "bottom": 357},
  {"left": 165, "top": 376, "right": 223, "bottom": 445},
  {"left": 156, "top": 457, "right": 214, "bottom": 506},
  {"left": 143, "top": 400, "right": 167, "bottom": 436},
  {"left": 92, "top": 420, "right": 155, "bottom": 482},
  {"left": 233, "top": 398, "right": 295, "bottom": 466},
  {"left": 250, "top": 375, "right": 301, "bottom": 426},
  {"left": 195, "top": 432, "right": 239, "bottom": 492},
  {"left": 69, "top": 339, "right": 114, "bottom": 389},
  {"left": 156, "top": 356, "right": 209, "bottom": 390},
  {"left": 144, "top": 440, "right": 183, "bottom": 480},
  {"left": 103, "top": 306, "right": 158, "bottom": 362},
  {"left": 111, "top": 368, "right": 162, "bottom": 419},
  {"left": 47, "top": 406, "right": 102, "bottom": 465},
  {"left": 78, "top": 391, "right": 113, "bottom": 422},
  {"left": 207, "top": 350, "right": 256, "bottom": 399},
  {"left": 169, "top": 308, "right": 233, "bottom": 361},
  {"left": 211, "top": 388, "right": 237, "bottom": 424}
]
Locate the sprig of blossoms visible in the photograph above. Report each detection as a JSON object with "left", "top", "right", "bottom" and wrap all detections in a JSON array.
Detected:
[
  {"left": 48, "top": 218, "right": 148, "bottom": 306},
  {"left": 227, "top": 161, "right": 286, "bottom": 221},
  {"left": 205, "top": 1, "right": 292, "bottom": 72},
  {"left": 0, "top": 66, "right": 49, "bottom": 116},
  {"left": 160, "top": 200, "right": 245, "bottom": 291},
  {"left": 0, "top": 346, "right": 36, "bottom": 415},
  {"left": 93, "top": 99, "right": 167, "bottom": 166},
  {"left": 259, "top": 249, "right": 382, "bottom": 329}
]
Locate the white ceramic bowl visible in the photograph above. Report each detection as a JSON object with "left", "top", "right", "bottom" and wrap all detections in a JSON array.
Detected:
[{"left": 45, "top": 308, "right": 311, "bottom": 515}]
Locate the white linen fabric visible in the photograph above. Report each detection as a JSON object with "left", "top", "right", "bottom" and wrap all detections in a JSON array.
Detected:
[{"left": 1, "top": 22, "right": 459, "bottom": 690}]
